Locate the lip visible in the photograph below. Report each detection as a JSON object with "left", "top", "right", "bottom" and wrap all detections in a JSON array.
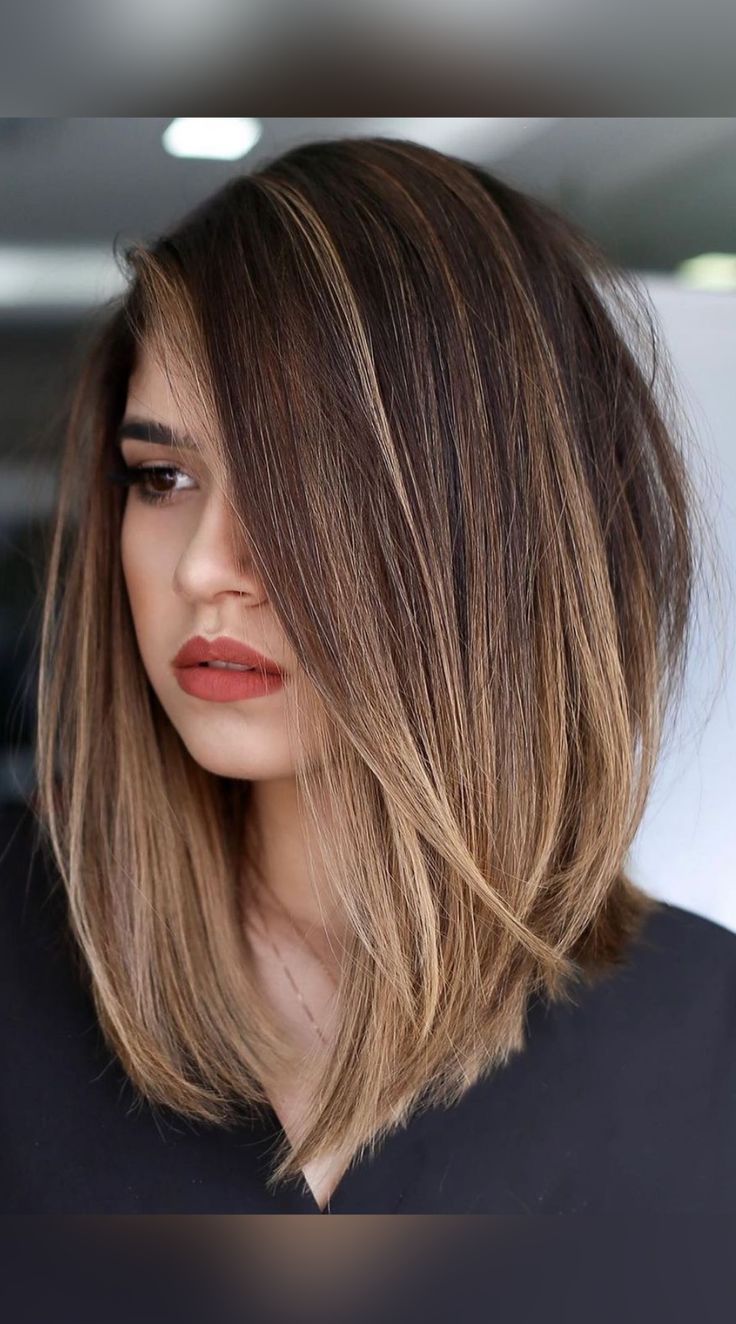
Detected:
[
  {"left": 171, "top": 634, "right": 284, "bottom": 674},
  {"left": 173, "top": 664, "right": 284, "bottom": 703}
]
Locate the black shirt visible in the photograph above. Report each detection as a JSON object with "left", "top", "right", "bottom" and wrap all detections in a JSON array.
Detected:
[{"left": 1, "top": 797, "right": 735, "bottom": 1213}]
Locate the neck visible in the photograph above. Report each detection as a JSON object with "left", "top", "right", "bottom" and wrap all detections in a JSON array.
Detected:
[{"left": 241, "top": 778, "right": 349, "bottom": 966}]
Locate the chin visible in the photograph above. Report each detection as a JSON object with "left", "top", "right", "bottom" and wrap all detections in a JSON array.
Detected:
[
  {"left": 176, "top": 738, "right": 251, "bottom": 779},
  {"left": 178, "top": 735, "right": 292, "bottom": 782}
]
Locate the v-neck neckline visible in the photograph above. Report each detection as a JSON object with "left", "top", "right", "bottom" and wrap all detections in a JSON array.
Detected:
[
  {"left": 256, "top": 1100, "right": 412, "bottom": 1214},
  {"left": 258, "top": 1103, "right": 346, "bottom": 1214}
]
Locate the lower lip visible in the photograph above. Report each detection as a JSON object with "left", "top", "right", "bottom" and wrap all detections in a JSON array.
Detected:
[{"left": 173, "top": 665, "right": 285, "bottom": 702}]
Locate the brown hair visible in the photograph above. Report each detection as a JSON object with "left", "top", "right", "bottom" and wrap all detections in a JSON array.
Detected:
[{"left": 32, "top": 135, "right": 726, "bottom": 1195}]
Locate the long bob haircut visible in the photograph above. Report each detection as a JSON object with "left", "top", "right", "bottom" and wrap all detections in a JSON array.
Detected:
[{"left": 33, "top": 135, "right": 724, "bottom": 1195}]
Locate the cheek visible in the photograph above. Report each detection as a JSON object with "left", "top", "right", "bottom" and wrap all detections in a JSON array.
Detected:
[
  {"left": 120, "top": 508, "right": 144, "bottom": 606},
  {"left": 120, "top": 507, "right": 166, "bottom": 620},
  {"left": 120, "top": 512, "right": 177, "bottom": 685}
]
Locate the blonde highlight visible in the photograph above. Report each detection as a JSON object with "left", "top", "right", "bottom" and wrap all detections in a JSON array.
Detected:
[{"left": 32, "top": 135, "right": 727, "bottom": 1196}]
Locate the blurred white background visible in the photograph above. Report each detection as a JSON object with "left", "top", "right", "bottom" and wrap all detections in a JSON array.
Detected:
[{"left": 629, "top": 277, "right": 735, "bottom": 931}]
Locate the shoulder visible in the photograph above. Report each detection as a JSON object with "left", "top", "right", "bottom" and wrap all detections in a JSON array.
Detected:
[
  {"left": 637, "top": 894, "right": 736, "bottom": 958},
  {"left": 0, "top": 795, "right": 68, "bottom": 957},
  {"left": 541, "top": 896, "right": 736, "bottom": 1077},
  {"left": 599, "top": 896, "right": 736, "bottom": 1008},
  {"left": 0, "top": 796, "right": 45, "bottom": 899},
  {"left": 0, "top": 796, "right": 97, "bottom": 1068}
]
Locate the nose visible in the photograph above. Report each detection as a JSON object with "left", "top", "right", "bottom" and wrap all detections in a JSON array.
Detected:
[{"left": 172, "top": 485, "right": 267, "bottom": 607}]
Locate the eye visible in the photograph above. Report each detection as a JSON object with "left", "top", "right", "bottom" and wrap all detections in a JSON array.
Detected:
[{"left": 106, "top": 462, "right": 198, "bottom": 506}]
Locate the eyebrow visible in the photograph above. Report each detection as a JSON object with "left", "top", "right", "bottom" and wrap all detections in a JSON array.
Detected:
[{"left": 115, "top": 418, "right": 199, "bottom": 451}]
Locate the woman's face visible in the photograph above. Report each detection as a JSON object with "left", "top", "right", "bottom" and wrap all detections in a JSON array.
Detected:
[{"left": 119, "top": 343, "right": 303, "bottom": 782}]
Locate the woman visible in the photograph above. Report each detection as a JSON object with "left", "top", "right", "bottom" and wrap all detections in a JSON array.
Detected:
[{"left": 2, "top": 134, "right": 734, "bottom": 1213}]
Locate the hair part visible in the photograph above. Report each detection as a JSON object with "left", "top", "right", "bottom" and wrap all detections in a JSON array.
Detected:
[{"left": 32, "top": 135, "right": 729, "bottom": 1194}]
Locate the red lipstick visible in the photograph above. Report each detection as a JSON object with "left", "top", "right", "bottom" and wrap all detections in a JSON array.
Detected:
[{"left": 171, "top": 635, "right": 285, "bottom": 703}]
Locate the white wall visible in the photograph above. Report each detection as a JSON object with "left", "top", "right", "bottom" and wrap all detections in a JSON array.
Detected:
[{"left": 627, "top": 274, "right": 736, "bottom": 933}]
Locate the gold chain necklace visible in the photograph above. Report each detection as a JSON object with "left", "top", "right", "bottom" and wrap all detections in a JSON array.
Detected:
[{"left": 247, "top": 878, "right": 338, "bottom": 1048}]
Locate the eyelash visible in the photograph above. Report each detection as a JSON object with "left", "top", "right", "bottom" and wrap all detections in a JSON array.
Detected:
[{"left": 106, "top": 462, "right": 197, "bottom": 506}]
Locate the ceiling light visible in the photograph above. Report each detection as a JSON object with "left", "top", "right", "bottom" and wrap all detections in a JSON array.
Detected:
[{"left": 162, "top": 118, "right": 263, "bottom": 161}]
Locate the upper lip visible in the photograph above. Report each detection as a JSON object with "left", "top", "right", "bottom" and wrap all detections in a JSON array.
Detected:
[{"left": 172, "top": 635, "right": 284, "bottom": 674}]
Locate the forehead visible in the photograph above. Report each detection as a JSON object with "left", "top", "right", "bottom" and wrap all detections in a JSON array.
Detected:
[
  {"left": 124, "top": 342, "right": 185, "bottom": 422},
  {"left": 119, "top": 340, "right": 227, "bottom": 480}
]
